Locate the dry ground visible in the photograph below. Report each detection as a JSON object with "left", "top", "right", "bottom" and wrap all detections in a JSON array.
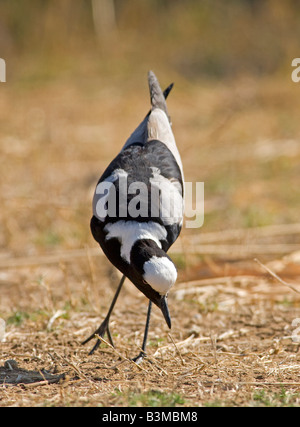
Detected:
[{"left": 1, "top": 73, "right": 300, "bottom": 406}]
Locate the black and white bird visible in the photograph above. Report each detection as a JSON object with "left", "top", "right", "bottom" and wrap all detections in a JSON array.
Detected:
[{"left": 82, "top": 71, "right": 184, "bottom": 362}]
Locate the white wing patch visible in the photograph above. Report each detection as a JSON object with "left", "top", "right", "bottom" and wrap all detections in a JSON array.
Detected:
[
  {"left": 150, "top": 167, "right": 183, "bottom": 226},
  {"left": 93, "top": 169, "right": 128, "bottom": 221}
]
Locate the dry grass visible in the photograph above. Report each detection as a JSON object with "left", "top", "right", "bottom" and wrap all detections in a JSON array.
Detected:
[{"left": 1, "top": 71, "right": 300, "bottom": 406}]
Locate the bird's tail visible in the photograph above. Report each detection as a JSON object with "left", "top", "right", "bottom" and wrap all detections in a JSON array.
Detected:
[
  {"left": 148, "top": 70, "right": 171, "bottom": 122},
  {"left": 122, "top": 72, "right": 174, "bottom": 150}
]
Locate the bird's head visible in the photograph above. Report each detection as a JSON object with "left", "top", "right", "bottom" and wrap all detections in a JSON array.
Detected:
[{"left": 130, "top": 239, "right": 177, "bottom": 328}]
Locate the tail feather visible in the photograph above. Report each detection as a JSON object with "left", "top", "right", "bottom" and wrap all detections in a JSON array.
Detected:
[
  {"left": 122, "top": 72, "right": 174, "bottom": 150},
  {"left": 148, "top": 70, "right": 170, "bottom": 121},
  {"left": 163, "top": 82, "right": 174, "bottom": 101}
]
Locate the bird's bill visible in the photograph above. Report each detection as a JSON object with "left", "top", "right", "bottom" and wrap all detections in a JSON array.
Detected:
[
  {"left": 125, "top": 273, "right": 172, "bottom": 329},
  {"left": 158, "top": 295, "right": 171, "bottom": 329},
  {"left": 141, "top": 283, "right": 171, "bottom": 328}
]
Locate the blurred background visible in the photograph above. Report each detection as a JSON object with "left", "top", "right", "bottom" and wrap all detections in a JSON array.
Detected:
[
  {"left": 0, "top": 0, "right": 300, "bottom": 267},
  {"left": 1, "top": 0, "right": 299, "bottom": 80}
]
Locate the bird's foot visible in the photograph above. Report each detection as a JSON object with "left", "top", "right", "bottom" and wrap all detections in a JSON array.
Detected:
[
  {"left": 131, "top": 350, "right": 147, "bottom": 365},
  {"left": 81, "top": 318, "right": 113, "bottom": 355}
]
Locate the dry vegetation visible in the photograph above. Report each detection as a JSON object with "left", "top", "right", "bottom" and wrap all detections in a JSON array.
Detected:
[{"left": 1, "top": 0, "right": 300, "bottom": 407}]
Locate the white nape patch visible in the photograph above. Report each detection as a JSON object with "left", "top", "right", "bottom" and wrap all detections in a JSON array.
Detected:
[
  {"left": 150, "top": 167, "right": 183, "bottom": 226},
  {"left": 143, "top": 256, "right": 177, "bottom": 295},
  {"left": 104, "top": 221, "right": 167, "bottom": 263},
  {"left": 93, "top": 169, "right": 128, "bottom": 221},
  {"left": 147, "top": 109, "right": 184, "bottom": 176}
]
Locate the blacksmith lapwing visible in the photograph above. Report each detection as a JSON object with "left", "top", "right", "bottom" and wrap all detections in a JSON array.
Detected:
[{"left": 82, "top": 71, "right": 184, "bottom": 362}]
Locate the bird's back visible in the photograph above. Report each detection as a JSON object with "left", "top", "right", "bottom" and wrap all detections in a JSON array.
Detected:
[{"left": 91, "top": 71, "right": 184, "bottom": 306}]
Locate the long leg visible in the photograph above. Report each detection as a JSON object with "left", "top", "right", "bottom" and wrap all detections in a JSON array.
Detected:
[
  {"left": 82, "top": 274, "right": 126, "bottom": 355},
  {"left": 132, "top": 300, "right": 152, "bottom": 364}
]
